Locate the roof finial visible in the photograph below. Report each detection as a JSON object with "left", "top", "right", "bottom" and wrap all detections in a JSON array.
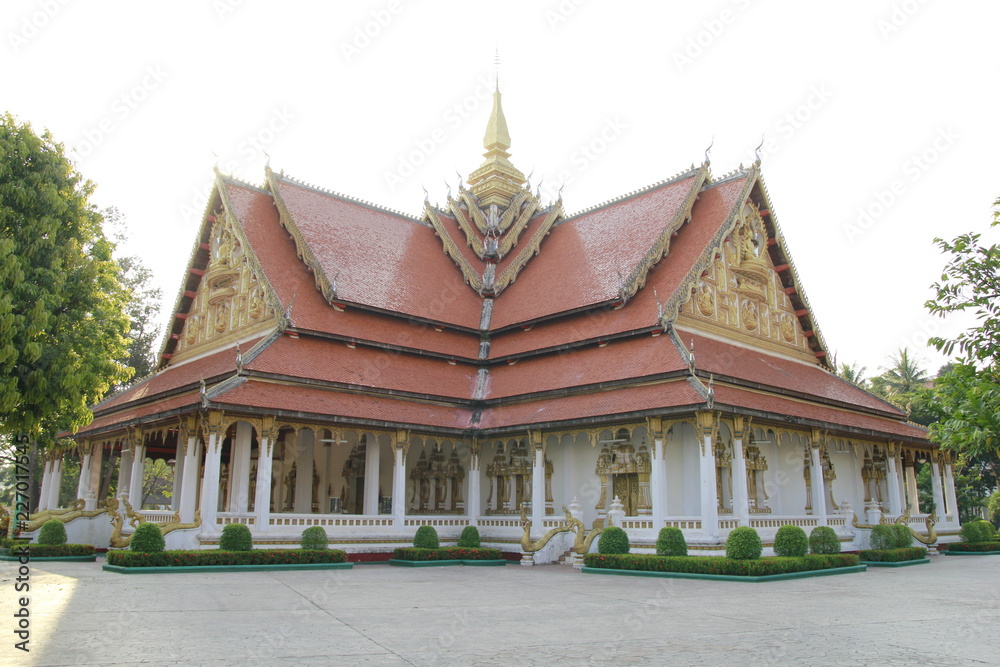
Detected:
[
  {"left": 754, "top": 135, "right": 765, "bottom": 164},
  {"left": 704, "top": 136, "right": 714, "bottom": 164},
  {"left": 494, "top": 45, "right": 501, "bottom": 91}
]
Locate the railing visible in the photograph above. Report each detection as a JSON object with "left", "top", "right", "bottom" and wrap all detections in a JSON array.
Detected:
[
  {"left": 404, "top": 517, "right": 469, "bottom": 528},
  {"left": 621, "top": 519, "right": 655, "bottom": 530},
  {"left": 751, "top": 517, "right": 819, "bottom": 529},
  {"left": 139, "top": 510, "right": 177, "bottom": 523},
  {"left": 477, "top": 518, "right": 522, "bottom": 528},
  {"left": 828, "top": 517, "right": 846, "bottom": 527},
  {"left": 663, "top": 518, "right": 702, "bottom": 530},
  {"left": 719, "top": 519, "right": 740, "bottom": 530},
  {"left": 217, "top": 514, "right": 255, "bottom": 526},
  {"left": 267, "top": 514, "right": 393, "bottom": 528}
]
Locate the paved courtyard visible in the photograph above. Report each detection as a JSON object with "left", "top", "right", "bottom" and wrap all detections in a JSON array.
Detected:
[{"left": 2, "top": 553, "right": 997, "bottom": 666}]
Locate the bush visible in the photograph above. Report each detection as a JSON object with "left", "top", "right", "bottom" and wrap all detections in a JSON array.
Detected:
[
  {"left": 869, "top": 524, "right": 896, "bottom": 550},
  {"left": 597, "top": 526, "right": 630, "bottom": 554},
  {"left": 725, "top": 526, "right": 762, "bottom": 560},
  {"left": 891, "top": 523, "right": 913, "bottom": 548},
  {"left": 859, "top": 547, "right": 927, "bottom": 562},
  {"left": 938, "top": 541, "right": 1000, "bottom": 553},
  {"left": 457, "top": 526, "right": 481, "bottom": 548},
  {"left": 773, "top": 525, "right": 809, "bottom": 558},
  {"left": 413, "top": 525, "right": 439, "bottom": 549},
  {"left": 960, "top": 521, "right": 991, "bottom": 543},
  {"left": 4, "top": 543, "right": 95, "bottom": 558},
  {"left": 300, "top": 526, "right": 328, "bottom": 550},
  {"left": 809, "top": 526, "right": 841, "bottom": 554},
  {"left": 392, "top": 547, "right": 502, "bottom": 561},
  {"left": 655, "top": 527, "right": 687, "bottom": 557},
  {"left": 583, "top": 553, "right": 860, "bottom": 576},
  {"left": 106, "top": 548, "right": 349, "bottom": 568},
  {"left": 130, "top": 522, "right": 165, "bottom": 553},
  {"left": 37, "top": 520, "right": 67, "bottom": 546},
  {"left": 219, "top": 523, "right": 253, "bottom": 551}
]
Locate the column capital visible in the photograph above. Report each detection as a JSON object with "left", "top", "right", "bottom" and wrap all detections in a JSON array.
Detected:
[
  {"left": 528, "top": 429, "right": 545, "bottom": 455},
  {"left": 810, "top": 427, "right": 826, "bottom": 449},
  {"left": 695, "top": 410, "right": 718, "bottom": 437},
  {"left": 731, "top": 415, "right": 752, "bottom": 440},
  {"left": 178, "top": 414, "right": 198, "bottom": 442},
  {"left": 392, "top": 429, "right": 411, "bottom": 458},
  {"left": 646, "top": 416, "right": 665, "bottom": 439},
  {"left": 886, "top": 441, "right": 900, "bottom": 458},
  {"left": 259, "top": 415, "right": 277, "bottom": 442}
]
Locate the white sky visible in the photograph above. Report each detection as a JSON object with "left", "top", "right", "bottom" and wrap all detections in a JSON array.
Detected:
[{"left": 4, "top": 0, "right": 999, "bottom": 379}]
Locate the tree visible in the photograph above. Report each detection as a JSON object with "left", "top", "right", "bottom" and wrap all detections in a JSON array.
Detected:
[
  {"left": 835, "top": 360, "right": 867, "bottom": 388},
  {"left": 105, "top": 207, "right": 162, "bottom": 389},
  {"left": 870, "top": 347, "right": 930, "bottom": 398},
  {"left": 0, "top": 113, "right": 132, "bottom": 509}
]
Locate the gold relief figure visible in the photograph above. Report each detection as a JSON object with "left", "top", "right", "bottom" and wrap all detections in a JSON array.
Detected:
[
  {"left": 697, "top": 284, "right": 715, "bottom": 317},
  {"left": 214, "top": 302, "right": 229, "bottom": 334},
  {"left": 780, "top": 314, "right": 795, "bottom": 342},
  {"left": 741, "top": 300, "right": 758, "bottom": 330}
]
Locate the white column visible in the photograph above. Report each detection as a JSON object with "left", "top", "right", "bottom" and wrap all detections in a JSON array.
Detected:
[
  {"left": 229, "top": 422, "right": 253, "bottom": 513},
  {"left": 87, "top": 446, "right": 103, "bottom": 510},
  {"left": 47, "top": 458, "right": 64, "bottom": 510},
  {"left": 809, "top": 445, "right": 828, "bottom": 527},
  {"left": 76, "top": 450, "right": 93, "bottom": 504},
  {"left": 363, "top": 435, "right": 380, "bottom": 515},
  {"left": 531, "top": 444, "right": 545, "bottom": 538},
  {"left": 943, "top": 461, "right": 959, "bottom": 522},
  {"left": 37, "top": 460, "right": 53, "bottom": 511},
  {"left": 199, "top": 430, "right": 223, "bottom": 529},
  {"left": 294, "top": 430, "right": 314, "bottom": 513},
  {"left": 128, "top": 444, "right": 146, "bottom": 509},
  {"left": 697, "top": 414, "right": 719, "bottom": 538},
  {"left": 885, "top": 452, "right": 903, "bottom": 518},
  {"left": 254, "top": 434, "right": 273, "bottom": 531},
  {"left": 391, "top": 440, "right": 407, "bottom": 530},
  {"left": 650, "top": 433, "right": 667, "bottom": 530},
  {"left": 170, "top": 438, "right": 184, "bottom": 513},
  {"left": 116, "top": 448, "right": 133, "bottom": 501},
  {"left": 732, "top": 433, "right": 750, "bottom": 528},
  {"left": 930, "top": 459, "right": 945, "bottom": 519},
  {"left": 905, "top": 465, "right": 920, "bottom": 514},
  {"left": 467, "top": 444, "right": 481, "bottom": 525},
  {"left": 178, "top": 436, "right": 201, "bottom": 523}
]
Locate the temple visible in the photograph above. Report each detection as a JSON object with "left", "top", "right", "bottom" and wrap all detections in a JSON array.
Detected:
[{"left": 30, "top": 87, "right": 958, "bottom": 558}]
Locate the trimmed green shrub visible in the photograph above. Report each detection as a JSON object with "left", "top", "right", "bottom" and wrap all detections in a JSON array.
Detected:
[
  {"left": 457, "top": 526, "right": 481, "bottom": 548},
  {"left": 960, "top": 521, "right": 987, "bottom": 543},
  {"left": 583, "top": 552, "right": 860, "bottom": 576},
  {"left": 773, "top": 525, "right": 809, "bottom": 558},
  {"left": 655, "top": 527, "right": 687, "bottom": 557},
  {"left": 392, "top": 547, "right": 502, "bottom": 561},
  {"left": 4, "top": 544, "right": 95, "bottom": 558},
  {"left": 37, "top": 520, "right": 67, "bottom": 546},
  {"left": 219, "top": 523, "right": 253, "bottom": 551},
  {"left": 597, "top": 526, "right": 630, "bottom": 554},
  {"left": 859, "top": 546, "right": 927, "bottom": 562},
  {"left": 981, "top": 520, "right": 999, "bottom": 540},
  {"left": 413, "top": 525, "right": 439, "bottom": 549},
  {"left": 938, "top": 541, "right": 1000, "bottom": 553},
  {"left": 869, "top": 524, "right": 896, "bottom": 550},
  {"left": 725, "top": 526, "right": 762, "bottom": 560},
  {"left": 890, "top": 523, "right": 913, "bottom": 548},
  {"left": 300, "top": 526, "right": 328, "bottom": 550},
  {"left": 106, "top": 548, "right": 349, "bottom": 568},
  {"left": 809, "top": 526, "right": 841, "bottom": 554},
  {"left": 130, "top": 522, "right": 165, "bottom": 553}
]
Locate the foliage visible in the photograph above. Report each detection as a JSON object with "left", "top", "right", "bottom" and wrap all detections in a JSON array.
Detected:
[
  {"left": 37, "top": 519, "right": 67, "bottom": 546},
  {"left": 583, "top": 553, "right": 860, "bottom": 576},
  {"left": 655, "top": 527, "right": 688, "bottom": 557},
  {"left": 300, "top": 526, "right": 328, "bottom": 550},
  {"left": 773, "top": 525, "right": 809, "bottom": 558},
  {"left": 988, "top": 492, "right": 1000, "bottom": 526},
  {"left": 937, "top": 541, "right": 1000, "bottom": 553},
  {"left": 129, "top": 522, "right": 165, "bottom": 553},
  {"left": 858, "top": 547, "right": 927, "bottom": 562},
  {"left": 960, "top": 520, "right": 995, "bottom": 543},
  {"left": 835, "top": 361, "right": 867, "bottom": 388},
  {"left": 597, "top": 526, "right": 630, "bottom": 554},
  {"left": 808, "top": 526, "right": 841, "bottom": 554},
  {"left": 457, "top": 525, "right": 481, "bottom": 548},
  {"left": 891, "top": 523, "right": 913, "bottom": 548},
  {"left": 413, "top": 525, "right": 439, "bottom": 549},
  {"left": 391, "top": 547, "right": 503, "bottom": 561},
  {"left": 870, "top": 348, "right": 930, "bottom": 399},
  {"left": 219, "top": 523, "right": 253, "bottom": 551},
  {"left": 106, "top": 548, "right": 349, "bottom": 567},
  {"left": 929, "top": 364, "right": 1000, "bottom": 460},
  {"left": 870, "top": 524, "right": 912, "bottom": 550},
  {"left": 3, "top": 543, "right": 94, "bottom": 557},
  {"left": 724, "top": 526, "right": 762, "bottom": 560},
  {"left": 0, "top": 114, "right": 132, "bottom": 451}
]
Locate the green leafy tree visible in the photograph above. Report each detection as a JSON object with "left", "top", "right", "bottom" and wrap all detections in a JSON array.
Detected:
[
  {"left": 0, "top": 113, "right": 132, "bottom": 508},
  {"left": 835, "top": 360, "right": 868, "bottom": 388},
  {"left": 141, "top": 457, "right": 174, "bottom": 509},
  {"left": 870, "top": 348, "right": 930, "bottom": 399}
]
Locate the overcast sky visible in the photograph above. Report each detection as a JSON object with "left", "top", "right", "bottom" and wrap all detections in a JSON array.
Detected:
[{"left": 4, "top": 1, "right": 999, "bottom": 378}]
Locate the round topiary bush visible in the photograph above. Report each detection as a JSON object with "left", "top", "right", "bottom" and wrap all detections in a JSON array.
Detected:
[
  {"left": 219, "top": 523, "right": 253, "bottom": 551},
  {"left": 655, "top": 527, "right": 687, "bottom": 557},
  {"left": 130, "top": 522, "right": 165, "bottom": 553},
  {"left": 413, "top": 525, "right": 439, "bottom": 549},
  {"left": 457, "top": 525, "right": 481, "bottom": 548},
  {"left": 597, "top": 526, "right": 630, "bottom": 554},
  {"left": 960, "top": 520, "right": 993, "bottom": 543},
  {"left": 725, "top": 526, "right": 762, "bottom": 560},
  {"left": 300, "top": 526, "right": 328, "bottom": 550},
  {"left": 980, "top": 520, "right": 998, "bottom": 540},
  {"left": 891, "top": 523, "right": 913, "bottom": 549},
  {"left": 809, "top": 525, "right": 841, "bottom": 554},
  {"left": 773, "top": 524, "right": 809, "bottom": 558},
  {"left": 37, "top": 519, "right": 67, "bottom": 546}
]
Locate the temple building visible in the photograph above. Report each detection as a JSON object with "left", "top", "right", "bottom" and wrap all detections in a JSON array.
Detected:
[{"left": 32, "top": 88, "right": 958, "bottom": 557}]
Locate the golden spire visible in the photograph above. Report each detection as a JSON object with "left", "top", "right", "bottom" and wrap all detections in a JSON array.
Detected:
[{"left": 468, "top": 85, "right": 525, "bottom": 208}]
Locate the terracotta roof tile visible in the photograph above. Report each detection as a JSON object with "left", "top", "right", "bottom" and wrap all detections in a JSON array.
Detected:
[{"left": 79, "top": 392, "right": 202, "bottom": 437}]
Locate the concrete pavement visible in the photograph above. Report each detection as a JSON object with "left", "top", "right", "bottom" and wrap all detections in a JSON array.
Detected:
[{"left": 2, "top": 554, "right": 997, "bottom": 666}]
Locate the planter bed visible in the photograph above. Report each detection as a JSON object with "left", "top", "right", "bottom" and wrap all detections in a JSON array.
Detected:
[
  {"left": 582, "top": 553, "right": 863, "bottom": 582},
  {"left": 1, "top": 554, "right": 98, "bottom": 562},
  {"left": 388, "top": 558, "right": 508, "bottom": 567},
  {"left": 104, "top": 548, "right": 351, "bottom": 572},
  {"left": 391, "top": 547, "right": 504, "bottom": 565},
  {"left": 858, "top": 547, "right": 929, "bottom": 567},
  {"left": 0, "top": 544, "right": 96, "bottom": 561},
  {"left": 103, "top": 562, "right": 353, "bottom": 574},
  {"left": 859, "top": 559, "right": 930, "bottom": 567},
  {"left": 939, "top": 542, "right": 1000, "bottom": 555},
  {"left": 940, "top": 549, "right": 1000, "bottom": 556}
]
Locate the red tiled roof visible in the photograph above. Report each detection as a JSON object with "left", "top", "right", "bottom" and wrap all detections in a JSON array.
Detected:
[
  {"left": 270, "top": 175, "right": 484, "bottom": 329},
  {"left": 477, "top": 380, "right": 704, "bottom": 429},
  {"left": 489, "top": 171, "right": 705, "bottom": 329},
  {"left": 678, "top": 329, "right": 905, "bottom": 417},
  {"left": 486, "top": 333, "right": 687, "bottom": 399},
  {"left": 711, "top": 385, "right": 928, "bottom": 442},
  {"left": 246, "top": 334, "right": 480, "bottom": 400},
  {"left": 489, "top": 174, "right": 750, "bottom": 352},
  {"left": 78, "top": 392, "right": 202, "bottom": 437},
  {"left": 225, "top": 180, "right": 483, "bottom": 358},
  {"left": 211, "top": 380, "right": 474, "bottom": 431}
]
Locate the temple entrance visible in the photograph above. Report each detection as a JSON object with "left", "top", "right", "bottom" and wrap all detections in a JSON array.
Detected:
[{"left": 612, "top": 474, "right": 638, "bottom": 516}]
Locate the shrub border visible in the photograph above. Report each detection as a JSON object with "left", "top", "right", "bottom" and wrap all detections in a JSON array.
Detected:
[
  {"left": 581, "top": 564, "right": 866, "bottom": 582},
  {"left": 0, "top": 554, "right": 97, "bottom": 562},
  {"left": 388, "top": 559, "right": 508, "bottom": 567},
  {"left": 103, "top": 562, "right": 353, "bottom": 574},
  {"left": 859, "top": 558, "right": 930, "bottom": 567},
  {"left": 940, "top": 549, "right": 1000, "bottom": 556}
]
